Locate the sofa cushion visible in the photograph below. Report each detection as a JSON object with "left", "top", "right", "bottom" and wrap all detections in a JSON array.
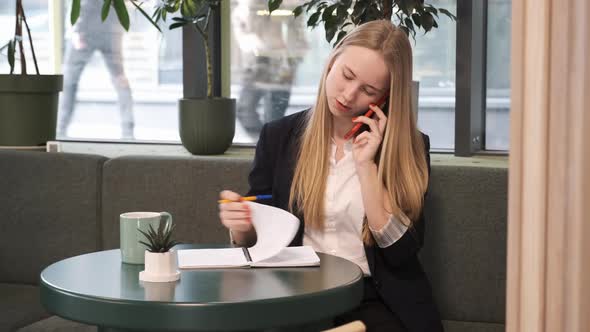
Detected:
[
  {"left": 443, "top": 320, "right": 505, "bottom": 332},
  {"left": 17, "top": 316, "right": 96, "bottom": 332},
  {"left": 421, "top": 165, "right": 508, "bottom": 323},
  {"left": 0, "top": 283, "right": 50, "bottom": 331},
  {"left": 0, "top": 151, "right": 106, "bottom": 284},
  {"left": 101, "top": 155, "right": 252, "bottom": 249}
]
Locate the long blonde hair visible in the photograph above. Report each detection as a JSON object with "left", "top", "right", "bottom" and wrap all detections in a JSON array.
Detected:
[{"left": 289, "top": 20, "right": 429, "bottom": 245}]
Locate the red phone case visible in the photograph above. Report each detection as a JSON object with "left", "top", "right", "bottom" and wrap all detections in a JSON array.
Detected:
[{"left": 344, "top": 92, "right": 389, "bottom": 140}]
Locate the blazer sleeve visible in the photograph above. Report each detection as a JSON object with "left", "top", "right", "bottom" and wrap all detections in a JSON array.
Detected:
[
  {"left": 376, "top": 134, "right": 431, "bottom": 267},
  {"left": 246, "top": 123, "right": 275, "bottom": 198}
]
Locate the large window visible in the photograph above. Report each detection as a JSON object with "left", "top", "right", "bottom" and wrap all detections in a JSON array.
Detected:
[
  {"left": 229, "top": 0, "right": 457, "bottom": 149},
  {"left": 2, "top": 0, "right": 509, "bottom": 153},
  {"left": 1, "top": 1, "right": 183, "bottom": 142},
  {"left": 57, "top": 0, "right": 182, "bottom": 141},
  {"left": 485, "top": 0, "right": 511, "bottom": 151}
]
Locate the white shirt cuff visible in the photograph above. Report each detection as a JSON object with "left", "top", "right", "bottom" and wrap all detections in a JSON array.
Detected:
[{"left": 369, "top": 213, "right": 410, "bottom": 248}]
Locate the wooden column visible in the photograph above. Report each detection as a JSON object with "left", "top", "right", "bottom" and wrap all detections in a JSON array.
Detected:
[{"left": 507, "top": 0, "right": 590, "bottom": 331}]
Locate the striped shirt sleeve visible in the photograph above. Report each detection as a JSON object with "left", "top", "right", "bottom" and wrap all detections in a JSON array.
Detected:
[{"left": 369, "top": 213, "right": 410, "bottom": 248}]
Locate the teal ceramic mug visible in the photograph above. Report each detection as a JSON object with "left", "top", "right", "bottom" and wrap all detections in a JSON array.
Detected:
[{"left": 120, "top": 211, "right": 172, "bottom": 264}]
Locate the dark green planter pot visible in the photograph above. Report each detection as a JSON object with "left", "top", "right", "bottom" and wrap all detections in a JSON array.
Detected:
[
  {"left": 0, "top": 74, "right": 63, "bottom": 146},
  {"left": 179, "top": 97, "right": 236, "bottom": 155}
]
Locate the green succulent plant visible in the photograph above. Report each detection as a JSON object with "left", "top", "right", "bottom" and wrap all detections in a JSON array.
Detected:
[{"left": 138, "top": 217, "right": 180, "bottom": 253}]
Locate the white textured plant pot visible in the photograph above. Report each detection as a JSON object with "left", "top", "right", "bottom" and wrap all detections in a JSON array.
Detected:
[
  {"left": 141, "top": 280, "right": 176, "bottom": 301},
  {"left": 139, "top": 250, "right": 180, "bottom": 282}
]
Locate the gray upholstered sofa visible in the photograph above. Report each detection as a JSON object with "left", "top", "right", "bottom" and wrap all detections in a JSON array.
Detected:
[{"left": 0, "top": 150, "right": 507, "bottom": 332}]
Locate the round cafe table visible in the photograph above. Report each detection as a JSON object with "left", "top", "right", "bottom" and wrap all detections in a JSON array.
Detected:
[{"left": 40, "top": 245, "right": 364, "bottom": 332}]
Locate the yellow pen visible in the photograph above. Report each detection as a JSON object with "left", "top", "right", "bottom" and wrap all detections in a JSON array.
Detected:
[{"left": 218, "top": 194, "right": 272, "bottom": 204}]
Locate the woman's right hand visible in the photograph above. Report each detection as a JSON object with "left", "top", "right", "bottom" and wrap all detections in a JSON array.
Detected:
[{"left": 218, "top": 190, "right": 256, "bottom": 246}]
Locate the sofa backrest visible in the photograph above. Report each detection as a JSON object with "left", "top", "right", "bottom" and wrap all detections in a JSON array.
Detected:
[
  {"left": 0, "top": 151, "right": 106, "bottom": 284},
  {"left": 421, "top": 165, "right": 508, "bottom": 325},
  {"left": 0, "top": 150, "right": 508, "bottom": 327},
  {"left": 100, "top": 155, "right": 252, "bottom": 250}
]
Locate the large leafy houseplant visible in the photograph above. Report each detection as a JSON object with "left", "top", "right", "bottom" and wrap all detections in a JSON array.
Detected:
[
  {"left": 267, "top": 0, "right": 456, "bottom": 46},
  {"left": 0, "top": 0, "right": 63, "bottom": 147}
]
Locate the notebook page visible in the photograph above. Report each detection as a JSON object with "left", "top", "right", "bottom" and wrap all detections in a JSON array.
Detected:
[
  {"left": 250, "top": 246, "right": 320, "bottom": 267},
  {"left": 178, "top": 248, "right": 249, "bottom": 269},
  {"left": 246, "top": 202, "right": 300, "bottom": 263}
]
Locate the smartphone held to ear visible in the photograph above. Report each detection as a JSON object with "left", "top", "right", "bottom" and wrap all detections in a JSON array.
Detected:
[{"left": 344, "top": 92, "right": 389, "bottom": 140}]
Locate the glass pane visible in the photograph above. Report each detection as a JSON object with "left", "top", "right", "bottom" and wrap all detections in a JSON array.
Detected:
[
  {"left": 0, "top": 1, "right": 51, "bottom": 75},
  {"left": 485, "top": 0, "right": 511, "bottom": 151},
  {"left": 230, "top": 0, "right": 457, "bottom": 150},
  {"left": 414, "top": 0, "right": 457, "bottom": 150},
  {"left": 230, "top": 0, "right": 319, "bottom": 143},
  {"left": 57, "top": 0, "right": 182, "bottom": 141}
]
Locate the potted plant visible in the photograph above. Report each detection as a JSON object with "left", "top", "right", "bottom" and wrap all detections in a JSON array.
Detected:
[
  {"left": 267, "top": 0, "right": 456, "bottom": 118},
  {"left": 152, "top": 0, "right": 234, "bottom": 155},
  {"left": 138, "top": 217, "right": 181, "bottom": 282},
  {"left": 0, "top": 0, "right": 63, "bottom": 147}
]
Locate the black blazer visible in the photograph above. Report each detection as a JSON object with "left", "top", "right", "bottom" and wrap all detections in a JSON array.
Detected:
[{"left": 246, "top": 110, "right": 444, "bottom": 332}]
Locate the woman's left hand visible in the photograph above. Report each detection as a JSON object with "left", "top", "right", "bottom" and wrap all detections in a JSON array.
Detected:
[{"left": 351, "top": 103, "right": 388, "bottom": 167}]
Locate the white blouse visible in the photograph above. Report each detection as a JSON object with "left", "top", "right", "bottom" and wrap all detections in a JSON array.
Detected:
[{"left": 303, "top": 139, "right": 409, "bottom": 275}]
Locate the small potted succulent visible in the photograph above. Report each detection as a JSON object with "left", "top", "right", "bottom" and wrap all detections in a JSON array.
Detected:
[{"left": 138, "top": 217, "right": 181, "bottom": 282}]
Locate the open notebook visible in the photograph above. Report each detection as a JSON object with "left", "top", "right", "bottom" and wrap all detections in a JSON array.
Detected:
[{"left": 178, "top": 202, "right": 320, "bottom": 269}]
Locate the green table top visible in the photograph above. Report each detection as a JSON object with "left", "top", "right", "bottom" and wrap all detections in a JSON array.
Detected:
[{"left": 40, "top": 245, "right": 364, "bottom": 331}]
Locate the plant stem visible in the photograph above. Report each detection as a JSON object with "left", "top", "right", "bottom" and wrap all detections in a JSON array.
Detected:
[
  {"left": 205, "top": 40, "right": 212, "bottom": 97},
  {"left": 204, "top": 8, "right": 212, "bottom": 98},
  {"left": 383, "top": 0, "right": 393, "bottom": 21},
  {"left": 15, "top": 0, "right": 27, "bottom": 74},
  {"left": 20, "top": 4, "right": 39, "bottom": 75},
  {"left": 191, "top": 8, "right": 213, "bottom": 98}
]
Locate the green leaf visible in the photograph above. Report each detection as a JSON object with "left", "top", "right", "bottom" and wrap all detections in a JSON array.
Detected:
[
  {"left": 157, "top": 217, "right": 166, "bottom": 234},
  {"left": 169, "top": 22, "right": 185, "bottom": 30},
  {"left": 307, "top": 11, "right": 321, "bottom": 27},
  {"left": 7, "top": 40, "right": 15, "bottom": 74},
  {"left": 404, "top": 17, "right": 414, "bottom": 31},
  {"left": 181, "top": 0, "right": 198, "bottom": 17},
  {"left": 268, "top": 0, "right": 283, "bottom": 13},
  {"left": 70, "top": 0, "right": 81, "bottom": 25},
  {"left": 130, "top": 0, "right": 161, "bottom": 32},
  {"left": 113, "top": 0, "right": 130, "bottom": 31},
  {"left": 324, "top": 21, "right": 338, "bottom": 43},
  {"left": 334, "top": 30, "right": 347, "bottom": 47},
  {"left": 351, "top": 1, "right": 367, "bottom": 20},
  {"left": 138, "top": 240, "right": 153, "bottom": 250},
  {"left": 306, "top": 0, "right": 321, "bottom": 13},
  {"left": 336, "top": 5, "right": 349, "bottom": 25},
  {"left": 421, "top": 12, "right": 434, "bottom": 32},
  {"left": 425, "top": 5, "right": 439, "bottom": 17},
  {"left": 101, "top": 0, "right": 112, "bottom": 22},
  {"left": 411, "top": 13, "right": 421, "bottom": 27},
  {"left": 293, "top": 5, "right": 304, "bottom": 17},
  {"left": 438, "top": 8, "right": 457, "bottom": 20},
  {"left": 322, "top": 4, "right": 338, "bottom": 22}
]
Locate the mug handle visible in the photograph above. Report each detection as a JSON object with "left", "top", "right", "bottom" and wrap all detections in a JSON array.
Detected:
[{"left": 159, "top": 212, "right": 173, "bottom": 231}]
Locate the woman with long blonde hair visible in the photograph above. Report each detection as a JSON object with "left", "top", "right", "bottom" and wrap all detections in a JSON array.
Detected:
[{"left": 219, "top": 20, "right": 443, "bottom": 331}]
